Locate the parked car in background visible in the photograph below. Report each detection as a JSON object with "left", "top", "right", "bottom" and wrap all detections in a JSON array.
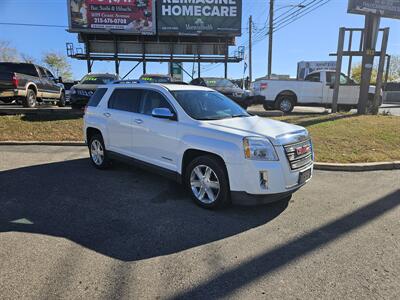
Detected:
[
  {"left": 139, "top": 74, "right": 173, "bottom": 83},
  {"left": 70, "top": 73, "right": 119, "bottom": 109},
  {"left": 84, "top": 82, "right": 313, "bottom": 209},
  {"left": 62, "top": 81, "right": 78, "bottom": 103},
  {"left": 190, "top": 77, "right": 254, "bottom": 109},
  {"left": 252, "top": 70, "right": 381, "bottom": 113},
  {"left": 0, "top": 62, "right": 65, "bottom": 107}
]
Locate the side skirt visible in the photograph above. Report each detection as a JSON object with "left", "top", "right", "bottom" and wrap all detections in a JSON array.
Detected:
[{"left": 108, "top": 151, "right": 182, "bottom": 184}]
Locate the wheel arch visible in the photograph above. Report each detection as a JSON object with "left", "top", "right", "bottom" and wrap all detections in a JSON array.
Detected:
[
  {"left": 181, "top": 149, "right": 228, "bottom": 179},
  {"left": 26, "top": 83, "right": 38, "bottom": 95},
  {"left": 275, "top": 90, "right": 298, "bottom": 104},
  {"left": 86, "top": 127, "right": 103, "bottom": 144}
]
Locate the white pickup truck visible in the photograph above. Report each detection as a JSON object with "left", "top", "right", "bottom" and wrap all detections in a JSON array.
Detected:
[{"left": 252, "top": 70, "right": 380, "bottom": 113}]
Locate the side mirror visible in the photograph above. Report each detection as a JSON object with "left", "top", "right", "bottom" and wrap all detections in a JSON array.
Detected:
[
  {"left": 152, "top": 107, "right": 176, "bottom": 120},
  {"left": 58, "top": 77, "right": 63, "bottom": 83}
]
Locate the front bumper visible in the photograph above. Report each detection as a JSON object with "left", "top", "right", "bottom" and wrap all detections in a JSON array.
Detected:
[
  {"left": 70, "top": 94, "right": 90, "bottom": 106},
  {"left": 226, "top": 146, "right": 313, "bottom": 204},
  {"left": 231, "top": 190, "right": 296, "bottom": 205}
]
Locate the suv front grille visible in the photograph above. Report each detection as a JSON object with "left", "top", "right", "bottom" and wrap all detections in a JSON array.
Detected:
[{"left": 283, "top": 139, "right": 313, "bottom": 171}]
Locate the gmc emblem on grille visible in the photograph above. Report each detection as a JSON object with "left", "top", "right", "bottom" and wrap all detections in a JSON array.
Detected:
[{"left": 296, "top": 145, "right": 310, "bottom": 156}]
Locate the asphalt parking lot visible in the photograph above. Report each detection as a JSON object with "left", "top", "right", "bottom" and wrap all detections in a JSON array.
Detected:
[{"left": 0, "top": 145, "right": 399, "bottom": 299}]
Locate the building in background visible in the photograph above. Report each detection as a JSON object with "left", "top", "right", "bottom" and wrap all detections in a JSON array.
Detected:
[{"left": 297, "top": 61, "right": 336, "bottom": 79}]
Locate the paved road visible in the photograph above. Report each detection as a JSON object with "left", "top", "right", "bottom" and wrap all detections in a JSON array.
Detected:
[{"left": 0, "top": 146, "right": 399, "bottom": 299}]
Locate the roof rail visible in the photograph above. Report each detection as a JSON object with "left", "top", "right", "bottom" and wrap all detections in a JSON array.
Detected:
[{"left": 112, "top": 79, "right": 148, "bottom": 84}]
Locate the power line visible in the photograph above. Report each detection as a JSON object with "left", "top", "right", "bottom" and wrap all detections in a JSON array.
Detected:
[{"left": 0, "top": 22, "right": 67, "bottom": 28}]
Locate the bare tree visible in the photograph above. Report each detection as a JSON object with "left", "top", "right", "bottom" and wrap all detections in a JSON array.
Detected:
[
  {"left": 0, "top": 40, "right": 20, "bottom": 62},
  {"left": 20, "top": 53, "right": 37, "bottom": 64}
]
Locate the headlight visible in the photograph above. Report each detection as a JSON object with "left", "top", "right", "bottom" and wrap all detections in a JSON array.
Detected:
[
  {"left": 243, "top": 137, "right": 278, "bottom": 161},
  {"left": 70, "top": 87, "right": 76, "bottom": 95}
]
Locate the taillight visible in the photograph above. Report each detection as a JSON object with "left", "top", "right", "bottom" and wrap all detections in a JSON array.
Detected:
[{"left": 12, "top": 73, "right": 19, "bottom": 88}]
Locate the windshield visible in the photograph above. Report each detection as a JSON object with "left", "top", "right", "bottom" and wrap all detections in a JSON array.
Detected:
[
  {"left": 172, "top": 90, "right": 250, "bottom": 121},
  {"left": 140, "top": 76, "right": 172, "bottom": 83},
  {"left": 204, "top": 78, "right": 235, "bottom": 88},
  {"left": 80, "top": 75, "right": 115, "bottom": 85}
]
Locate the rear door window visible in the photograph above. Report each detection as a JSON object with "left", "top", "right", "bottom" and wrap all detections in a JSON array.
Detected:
[
  {"left": 108, "top": 88, "right": 142, "bottom": 112},
  {"left": 88, "top": 88, "right": 107, "bottom": 107}
]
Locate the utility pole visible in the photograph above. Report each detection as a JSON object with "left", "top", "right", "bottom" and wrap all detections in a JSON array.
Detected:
[
  {"left": 249, "top": 15, "right": 252, "bottom": 83},
  {"left": 268, "top": 0, "right": 274, "bottom": 78}
]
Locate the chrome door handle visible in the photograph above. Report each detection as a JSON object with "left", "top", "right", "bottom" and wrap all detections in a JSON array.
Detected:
[
  {"left": 103, "top": 112, "right": 111, "bottom": 118},
  {"left": 134, "top": 119, "right": 143, "bottom": 124}
]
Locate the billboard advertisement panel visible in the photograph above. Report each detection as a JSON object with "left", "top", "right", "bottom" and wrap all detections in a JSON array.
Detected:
[
  {"left": 157, "top": 0, "right": 242, "bottom": 36},
  {"left": 68, "top": 0, "right": 156, "bottom": 35},
  {"left": 297, "top": 61, "right": 337, "bottom": 79},
  {"left": 348, "top": 0, "right": 400, "bottom": 19}
]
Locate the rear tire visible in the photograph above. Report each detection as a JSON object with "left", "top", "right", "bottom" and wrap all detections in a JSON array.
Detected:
[
  {"left": 23, "top": 89, "right": 37, "bottom": 108},
  {"left": 185, "top": 155, "right": 230, "bottom": 209},
  {"left": 88, "top": 134, "right": 111, "bottom": 170},
  {"left": 275, "top": 95, "right": 295, "bottom": 113}
]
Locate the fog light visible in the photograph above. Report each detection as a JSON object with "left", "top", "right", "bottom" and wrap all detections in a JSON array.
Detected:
[{"left": 260, "top": 171, "right": 268, "bottom": 189}]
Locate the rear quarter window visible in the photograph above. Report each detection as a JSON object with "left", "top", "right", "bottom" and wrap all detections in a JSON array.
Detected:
[{"left": 87, "top": 88, "right": 107, "bottom": 107}]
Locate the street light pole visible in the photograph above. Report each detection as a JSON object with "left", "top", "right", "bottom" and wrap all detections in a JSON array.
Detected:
[{"left": 268, "top": 0, "right": 274, "bottom": 79}]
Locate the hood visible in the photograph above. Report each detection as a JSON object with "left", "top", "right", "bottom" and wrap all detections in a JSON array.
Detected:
[
  {"left": 206, "top": 116, "right": 308, "bottom": 145},
  {"left": 73, "top": 84, "right": 99, "bottom": 91}
]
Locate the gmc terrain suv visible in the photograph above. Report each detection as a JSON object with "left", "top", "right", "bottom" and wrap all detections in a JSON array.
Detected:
[{"left": 84, "top": 82, "right": 313, "bottom": 209}]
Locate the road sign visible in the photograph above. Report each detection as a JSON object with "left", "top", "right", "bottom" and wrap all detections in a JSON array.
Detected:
[{"left": 348, "top": 0, "right": 400, "bottom": 19}]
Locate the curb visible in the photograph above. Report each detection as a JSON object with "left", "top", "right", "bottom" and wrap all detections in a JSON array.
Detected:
[
  {"left": 1, "top": 141, "right": 399, "bottom": 171},
  {"left": 0, "top": 141, "right": 86, "bottom": 146},
  {"left": 314, "top": 161, "right": 400, "bottom": 172}
]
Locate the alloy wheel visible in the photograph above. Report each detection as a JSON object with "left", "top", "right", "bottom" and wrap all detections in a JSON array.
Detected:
[
  {"left": 190, "top": 165, "right": 220, "bottom": 204},
  {"left": 90, "top": 140, "right": 104, "bottom": 166}
]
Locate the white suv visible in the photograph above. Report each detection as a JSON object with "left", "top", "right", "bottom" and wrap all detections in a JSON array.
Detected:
[{"left": 84, "top": 82, "right": 313, "bottom": 209}]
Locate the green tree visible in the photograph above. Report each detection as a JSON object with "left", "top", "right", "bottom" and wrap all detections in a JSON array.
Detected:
[
  {"left": 42, "top": 52, "right": 73, "bottom": 80},
  {"left": 351, "top": 55, "right": 400, "bottom": 84},
  {"left": 0, "top": 40, "right": 20, "bottom": 62},
  {"left": 388, "top": 55, "right": 400, "bottom": 81}
]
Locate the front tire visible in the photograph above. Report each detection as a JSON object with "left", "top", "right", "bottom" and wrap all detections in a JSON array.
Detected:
[
  {"left": 58, "top": 92, "right": 66, "bottom": 107},
  {"left": 88, "top": 134, "right": 110, "bottom": 170},
  {"left": 185, "top": 155, "right": 230, "bottom": 209},
  {"left": 23, "top": 89, "right": 37, "bottom": 108}
]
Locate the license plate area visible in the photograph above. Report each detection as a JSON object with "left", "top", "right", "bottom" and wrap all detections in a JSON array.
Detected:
[{"left": 298, "top": 168, "right": 312, "bottom": 185}]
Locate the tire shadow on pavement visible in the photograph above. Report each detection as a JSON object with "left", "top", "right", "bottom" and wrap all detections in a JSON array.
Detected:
[{"left": 0, "top": 158, "right": 288, "bottom": 261}]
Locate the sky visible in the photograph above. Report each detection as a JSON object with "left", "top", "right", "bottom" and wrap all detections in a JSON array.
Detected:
[{"left": 0, "top": 0, "right": 399, "bottom": 81}]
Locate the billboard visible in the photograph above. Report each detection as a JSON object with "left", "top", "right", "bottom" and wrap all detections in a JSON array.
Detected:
[
  {"left": 297, "top": 61, "right": 337, "bottom": 79},
  {"left": 68, "top": 0, "right": 156, "bottom": 35},
  {"left": 157, "top": 0, "right": 242, "bottom": 36},
  {"left": 348, "top": 0, "right": 400, "bottom": 19}
]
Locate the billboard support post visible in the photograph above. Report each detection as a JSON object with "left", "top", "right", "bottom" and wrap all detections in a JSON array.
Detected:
[
  {"left": 332, "top": 27, "right": 345, "bottom": 113},
  {"left": 372, "top": 27, "right": 390, "bottom": 114},
  {"left": 347, "top": 30, "right": 353, "bottom": 77},
  {"left": 113, "top": 36, "right": 119, "bottom": 75},
  {"left": 358, "top": 14, "right": 381, "bottom": 115},
  {"left": 225, "top": 40, "right": 228, "bottom": 79},
  {"left": 142, "top": 42, "right": 146, "bottom": 74}
]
